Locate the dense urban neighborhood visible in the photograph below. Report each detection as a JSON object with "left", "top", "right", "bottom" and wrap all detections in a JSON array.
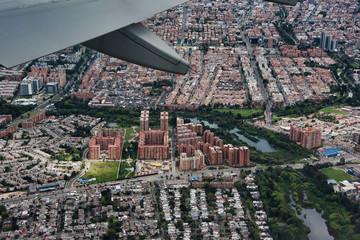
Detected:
[{"left": 0, "top": 0, "right": 360, "bottom": 239}]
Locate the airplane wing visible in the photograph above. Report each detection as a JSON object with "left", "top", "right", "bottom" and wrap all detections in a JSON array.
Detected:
[
  {"left": 266, "top": 0, "right": 298, "bottom": 5},
  {"left": 0, "top": 0, "right": 297, "bottom": 75}
]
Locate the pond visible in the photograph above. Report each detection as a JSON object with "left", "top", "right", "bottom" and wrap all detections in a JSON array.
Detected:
[
  {"left": 290, "top": 194, "right": 334, "bottom": 240},
  {"left": 187, "top": 118, "right": 276, "bottom": 153}
]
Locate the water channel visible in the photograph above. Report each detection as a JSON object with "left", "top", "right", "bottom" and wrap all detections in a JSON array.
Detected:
[
  {"left": 290, "top": 194, "right": 334, "bottom": 240},
  {"left": 187, "top": 118, "right": 276, "bottom": 153}
]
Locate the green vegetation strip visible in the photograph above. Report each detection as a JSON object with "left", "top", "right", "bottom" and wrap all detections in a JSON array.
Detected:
[
  {"left": 124, "top": 127, "right": 139, "bottom": 142},
  {"left": 212, "top": 108, "right": 263, "bottom": 118},
  {"left": 321, "top": 107, "right": 349, "bottom": 115},
  {"left": 82, "top": 162, "right": 119, "bottom": 183},
  {"left": 320, "top": 168, "right": 356, "bottom": 182},
  {"left": 11, "top": 110, "right": 43, "bottom": 126},
  {"left": 27, "top": 110, "right": 42, "bottom": 117},
  {"left": 118, "top": 162, "right": 133, "bottom": 179}
]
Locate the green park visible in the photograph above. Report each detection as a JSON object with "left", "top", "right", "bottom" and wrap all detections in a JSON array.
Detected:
[{"left": 82, "top": 162, "right": 119, "bottom": 183}]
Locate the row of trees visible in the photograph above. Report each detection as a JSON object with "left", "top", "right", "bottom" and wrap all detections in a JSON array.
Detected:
[
  {"left": 52, "top": 97, "right": 141, "bottom": 127},
  {"left": 272, "top": 98, "right": 339, "bottom": 118},
  {"left": 0, "top": 100, "right": 33, "bottom": 119}
]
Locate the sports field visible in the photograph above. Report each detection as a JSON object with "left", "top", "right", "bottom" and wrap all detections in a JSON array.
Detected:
[
  {"left": 320, "top": 168, "right": 356, "bottom": 182},
  {"left": 321, "top": 107, "right": 349, "bottom": 115}
]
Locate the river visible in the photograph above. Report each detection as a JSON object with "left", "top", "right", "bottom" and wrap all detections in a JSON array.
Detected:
[
  {"left": 187, "top": 118, "right": 276, "bottom": 153},
  {"left": 290, "top": 194, "right": 334, "bottom": 240}
]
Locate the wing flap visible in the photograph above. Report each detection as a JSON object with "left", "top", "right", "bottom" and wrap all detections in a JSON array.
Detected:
[{"left": 82, "top": 23, "right": 189, "bottom": 75}]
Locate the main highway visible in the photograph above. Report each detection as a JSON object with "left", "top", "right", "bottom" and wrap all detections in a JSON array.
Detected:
[{"left": 1, "top": 153, "right": 350, "bottom": 205}]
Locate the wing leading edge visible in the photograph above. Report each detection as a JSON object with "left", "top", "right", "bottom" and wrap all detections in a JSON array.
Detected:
[{"left": 0, "top": 0, "right": 298, "bottom": 75}]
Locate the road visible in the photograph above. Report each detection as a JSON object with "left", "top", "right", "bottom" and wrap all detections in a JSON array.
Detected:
[
  {"left": 150, "top": 182, "right": 164, "bottom": 238},
  {"left": 242, "top": 32, "right": 272, "bottom": 125},
  {"left": 171, "top": 126, "right": 177, "bottom": 173},
  {"left": 56, "top": 197, "right": 65, "bottom": 239},
  {"left": 201, "top": 66, "right": 218, "bottom": 105},
  {"left": 277, "top": 6, "right": 298, "bottom": 45},
  {"left": 181, "top": 5, "right": 188, "bottom": 44},
  {"left": 1, "top": 155, "right": 351, "bottom": 205},
  {"left": 173, "top": 47, "right": 193, "bottom": 104},
  {"left": 186, "top": 51, "right": 205, "bottom": 105},
  {"left": 67, "top": 149, "right": 90, "bottom": 188}
]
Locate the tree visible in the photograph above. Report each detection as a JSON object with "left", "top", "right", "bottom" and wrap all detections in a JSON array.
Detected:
[
  {"left": 0, "top": 205, "right": 7, "bottom": 218},
  {"left": 103, "top": 228, "right": 117, "bottom": 240},
  {"left": 101, "top": 189, "right": 112, "bottom": 206},
  {"left": 73, "top": 153, "right": 81, "bottom": 161},
  {"left": 206, "top": 193, "right": 215, "bottom": 206}
]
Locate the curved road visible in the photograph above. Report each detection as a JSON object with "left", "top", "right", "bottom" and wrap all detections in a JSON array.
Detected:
[{"left": 66, "top": 149, "right": 90, "bottom": 188}]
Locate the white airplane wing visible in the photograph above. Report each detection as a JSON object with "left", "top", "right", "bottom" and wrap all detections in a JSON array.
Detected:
[{"left": 0, "top": 0, "right": 297, "bottom": 75}]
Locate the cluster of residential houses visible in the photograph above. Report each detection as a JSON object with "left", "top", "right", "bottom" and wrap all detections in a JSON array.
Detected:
[
  {"left": 0, "top": 180, "right": 158, "bottom": 239},
  {"left": 244, "top": 174, "right": 272, "bottom": 240},
  {"left": 0, "top": 114, "right": 100, "bottom": 193}
]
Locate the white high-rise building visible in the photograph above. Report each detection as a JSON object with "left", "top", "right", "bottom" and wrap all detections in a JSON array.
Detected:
[
  {"left": 31, "top": 77, "right": 42, "bottom": 92},
  {"left": 20, "top": 80, "right": 33, "bottom": 96}
]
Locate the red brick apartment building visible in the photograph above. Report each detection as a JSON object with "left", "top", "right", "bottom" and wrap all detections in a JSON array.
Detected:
[
  {"left": 137, "top": 111, "right": 169, "bottom": 160},
  {"left": 290, "top": 125, "right": 322, "bottom": 149},
  {"left": 160, "top": 111, "right": 168, "bottom": 132},
  {"left": 89, "top": 128, "right": 124, "bottom": 160},
  {"left": 28, "top": 66, "right": 66, "bottom": 87},
  {"left": 0, "top": 125, "right": 17, "bottom": 138},
  {"left": 223, "top": 145, "right": 250, "bottom": 167},
  {"left": 21, "top": 112, "right": 46, "bottom": 129},
  {"left": 177, "top": 124, "right": 203, "bottom": 146},
  {"left": 177, "top": 118, "right": 250, "bottom": 170},
  {"left": 179, "top": 150, "right": 205, "bottom": 172}
]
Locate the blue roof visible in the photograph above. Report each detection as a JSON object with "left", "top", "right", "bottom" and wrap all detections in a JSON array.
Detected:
[
  {"left": 189, "top": 176, "right": 199, "bottom": 181},
  {"left": 320, "top": 148, "right": 341, "bottom": 157}
]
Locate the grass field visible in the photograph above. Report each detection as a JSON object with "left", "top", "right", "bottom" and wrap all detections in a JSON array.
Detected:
[
  {"left": 82, "top": 162, "right": 119, "bottom": 183},
  {"left": 321, "top": 107, "right": 349, "bottom": 115},
  {"left": 125, "top": 127, "right": 139, "bottom": 142},
  {"left": 27, "top": 110, "right": 42, "bottom": 118},
  {"left": 320, "top": 168, "right": 356, "bottom": 182},
  {"left": 262, "top": 149, "right": 304, "bottom": 164},
  {"left": 212, "top": 108, "right": 263, "bottom": 118}
]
